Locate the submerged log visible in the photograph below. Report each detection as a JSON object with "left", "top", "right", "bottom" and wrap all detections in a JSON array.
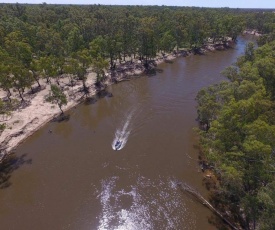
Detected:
[{"left": 177, "top": 182, "right": 239, "bottom": 230}]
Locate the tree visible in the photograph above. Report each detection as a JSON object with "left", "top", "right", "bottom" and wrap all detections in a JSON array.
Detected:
[
  {"left": 138, "top": 17, "right": 158, "bottom": 65},
  {"left": 12, "top": 64, "right": 32, "bottom": 101},
  {"left": 29, "top": 60, "right": 41, "bottom": 88},
  {"left": 4, "top": 31, "right": 32, "bottom": 67},
  {"left": 159, "top": 31, "right": 176, "bottom": 53},
  {"left": 258, "top": 181, "right": 275, "bottom": 230},
  {"left": 72, "top": 49, "right": 92, "bottom": 94},
  {"left": 0, "top": 63, "right": 13, "bottom": 102},
  {"left": 89, "top": 36, "right": 107, "bottom": 60},
  {"left": 244, "top": 42, "right": 255, "bottom": 62},
  {"left": 197, "top": 39, "right": 275, "bottom": 230},
  {"left": 92, "top": 56, "right": 109, "bottom": 84},
  {"left": 38, "top": 55, "right": 58, "bottom": 84},
  {"left": 221, "top": 66, "right": 239, "bottom": 83},
  {"left": 66, "top": 26, "right": 84, "bottom": 54},
  {"left": 47, "top": 84, "right": 67, "bottom": 114}
]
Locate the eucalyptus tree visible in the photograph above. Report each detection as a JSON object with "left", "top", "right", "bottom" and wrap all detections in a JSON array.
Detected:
[
  {"left": 0, "top": 64, "right": 13, "bottom": 102},
  {"left": 63, "top": 58, "right": 78, "bottom": 87},
  {"left": 4, "top": 31, "right": 32, "bottom": 68},
  {"left": 38, "top": 55, "right": 59, "bottom": 84},
  {"left": 258, "top": 181, "right": 275, "bottom": 230},
  {"left": 73, "top": 49, "right": 92, "bottom": 93},
  {"left": 29, "top": 60, "right": 41, "bottom": 88},
  {"left": 138, "top": 17, "right": 158, "bottom": 66},
  {"left": 66, "top": 26, "right": 84, "bottom": 54},
  {"left": 89, "top": 36, "right": 107, "bottom": 60},
  {"left": 12, "top": 64, "right": 32, "bottom": 101},
  {"left": 47, "top": 84, "right": 67, "bottom": 114},
  {"left": 159, "top": 31, "right": 176, "bottom": 53},
  {"left": 0, "top": 49, "right": 13, "bottom": 101},
  {"left": 92, "top": 56, "right": 109, "bottom": 84}
]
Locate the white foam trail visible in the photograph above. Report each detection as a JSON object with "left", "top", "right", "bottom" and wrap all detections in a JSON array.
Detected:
[{"left": 112, "top": 111, "right": 133, "bottom": 150}]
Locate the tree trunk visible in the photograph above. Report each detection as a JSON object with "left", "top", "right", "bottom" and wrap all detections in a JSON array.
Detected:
[
  {"left": 110, "top": 54, "right": 113, "bottom": 68},
  {"left": 119, "top": 53, "right": 122, "bottom": 64},
  {"left": 35, "top": 77, "right": 41, "bottom": 88},
  {"left": 58, "top": 103, "right": 64, "bottom": 114},
  {"left": 6, "top": 89, "right": 11, "bottom": 102},
  {"left": 46, "top": 76, "right": 51, "bottom": 84},
  {"left": 32, "top": 71, "right": 41, "bottom": 88}
]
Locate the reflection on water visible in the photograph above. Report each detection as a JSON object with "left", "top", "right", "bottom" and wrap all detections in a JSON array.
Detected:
[
  {"left": 97, "top": 176, "right": 195, "bottom": 230},
  {"left": 0, "top": 154, "right": 32, "bottom": 189}
]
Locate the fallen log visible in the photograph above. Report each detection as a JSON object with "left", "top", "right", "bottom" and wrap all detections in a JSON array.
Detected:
[{"left": 177, "top": 182, "right": 239, "bottom": 230}]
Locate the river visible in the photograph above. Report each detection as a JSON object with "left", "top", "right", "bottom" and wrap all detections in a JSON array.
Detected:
[{"left": 0, "top": 35, "right": 255, "bottom": 230}]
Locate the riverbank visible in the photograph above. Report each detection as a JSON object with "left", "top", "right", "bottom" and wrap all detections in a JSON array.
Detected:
[
  {"left": 0, "top": 40, "right": 236, "bottom": 162},
  {"left": 0, "top": 73, "right": 99, "bottom": 161},
  {"left": 243, "top": 29, "right": 262, "bottom": 36}
]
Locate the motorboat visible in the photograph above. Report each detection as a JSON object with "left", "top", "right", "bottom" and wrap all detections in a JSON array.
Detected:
[{"left": 115, "top": 140, "right": 122, "bottom": 150}]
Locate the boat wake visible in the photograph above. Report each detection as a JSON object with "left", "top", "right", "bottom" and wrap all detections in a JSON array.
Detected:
[{"left": 112, "top": 112, "right": 132, "bottom": 151}]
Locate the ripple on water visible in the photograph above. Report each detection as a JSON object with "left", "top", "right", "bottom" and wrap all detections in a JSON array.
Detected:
[{"left": 97, "top": 176, "right": 196, "bottom": 230}]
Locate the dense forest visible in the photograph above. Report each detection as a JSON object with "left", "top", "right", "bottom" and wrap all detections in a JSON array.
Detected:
[
  {"left": 0, "top": 4, "right": 274, "bottom": 115},
  {"left": 0, "top": 4, "right": 275, "bottom": 229},
  {"left": 197, "top": 37, "right": 275, "bottom": 229}
]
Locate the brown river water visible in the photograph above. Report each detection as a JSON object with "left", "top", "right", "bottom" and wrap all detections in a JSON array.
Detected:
[{"left": 0, "top": 35, "right": 254, "bottom": 230}]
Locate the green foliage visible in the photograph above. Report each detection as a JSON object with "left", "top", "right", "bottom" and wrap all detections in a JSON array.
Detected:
[
  {"left": 197, "top": 40, "right": 275, "bottom": 229},
  {"left": 67, "top": 27, "right": 84, "bottom": 54},
  {"left": 4, "top": 31, "right": 32, "bottom": 67},
  {"left": 11, "top": 63, "right": 33, "bottom": 101},
  {"left": 244, "top": 42, "right": 255, "bottom": 62},
  {"left": 92, "top": 56, "right": 109, "bottom": 83},
  {"left": 89, "top": 36, "right": 106, "bottom": 60},
  {"left": 47, "top": 84, "right": 67, "bottom": 113},
  {"left": 159, "top": 31, "right": 176, "bottom": 52},
  {"left": 257, "top": 181, "right": 275, "bottom": 230},
  {"left": 0, "top": 4, "right": 273, "bottom": 94}
]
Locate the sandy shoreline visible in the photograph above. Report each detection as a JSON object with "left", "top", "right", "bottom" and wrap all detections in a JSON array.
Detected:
[
  {"left": 0, "top": 42, "right": 234, "bottom": 161},
  {"left": 0, "top": 72, "right": 99, "bottom": 160}
]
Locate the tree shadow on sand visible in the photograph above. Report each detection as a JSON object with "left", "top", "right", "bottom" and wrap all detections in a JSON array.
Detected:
[{"left": 0, "top": 153, "right": 32, "bottom": 189}]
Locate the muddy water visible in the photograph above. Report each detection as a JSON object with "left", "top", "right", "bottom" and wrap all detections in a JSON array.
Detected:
[{"left": 0, "top": 35, "right": 254, "bottom": 230}]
